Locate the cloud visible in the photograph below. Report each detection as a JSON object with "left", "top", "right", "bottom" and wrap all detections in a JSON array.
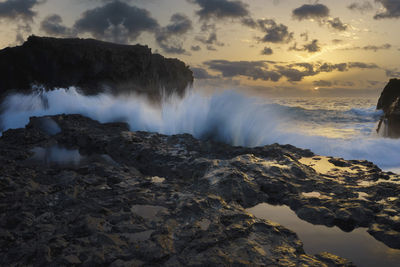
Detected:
[
  {"left": 40, "top": 14, "right": 76, "bottom": 37},
  {"left": 275, "top": 63, "right": 317, "bottom": 82},
  {"left": 374, "top": 0, "right": 400, "bottom": 19},
  {"left": 292, "top": 4, "right": 330, "bottom": 20},
  {"left": 319, "top": 63, "right": 348, "bottom": 72},
  {"left": 385, "top": 68, "right": 400, "bottom": 77},
  {"left": 313, "top": 80, "right": 355, "bottom": 87},
  {"left": 348, "top": 62, "right": 380, "bottom": 69},
  {"left": 191, "top": 67, "right": 217, "bottom": 79},
  {"left": 347, "top": 1, "right": 373, "bottom": 13},
  {"left": 261, "top": 47, "right": 273, "bottom": 55},
  {"left": 341, "top": 43, "right": 392, "bottom": 52},
  {"left": 191, "top": 45, "right": 201, "bottom": 51},
  {"left": 201, "top": 60, "right": 381, "bottom": 83},
  {"left": 326, "top": 17, "right": 348, "bottom": 31},
  {"left": 289, "top": 39, "right": 321, "bottom": 53},
  {"left": 332, "top": 39, "right": 343, "bottom": 44},
  {"left": 363, "top": 43, "right": 391, "bottom": 51},
  {"left": 292, "top": 3, "right": 348, "bottom": 31},
  {"left": 242, "top": 18, "right": 293, "bottom": 43},
  {"left": 156, "top": 13, "right": 192, "bottom": 54},
  {"left": 313, "top": 80, "right": 332, "bottom": 87},
  {"left": 204, "top": 60, "right": 282, "bottom": 81},
  {"left": 188, "top": 0, "right": 249, "bottom": 20},
  {"left": 0, "top": 0, "right": 44, "bottom": 22},
  {"left": 195, "top": 32, "right": 224, "bottom": 46},
  {"left": 74, "top": 1, "right": 158, "bottom": 44}
]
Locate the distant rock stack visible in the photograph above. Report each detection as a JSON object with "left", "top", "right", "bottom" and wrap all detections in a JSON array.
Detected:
[
  {"left": 0, "top": 36, "right": 193, "bottom": 99},
  {"left": 376, "top": 79, "right": 400, "bottom": 137}
]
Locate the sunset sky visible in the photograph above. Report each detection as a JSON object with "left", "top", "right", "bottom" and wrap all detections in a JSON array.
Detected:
[{"left": 0, "top": 0, "right": 399, "bottom": 96}]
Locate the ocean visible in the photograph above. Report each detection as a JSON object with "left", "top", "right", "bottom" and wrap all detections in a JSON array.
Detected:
[{"left": 1, "top": 87, "right": 399, "bottom": 172}]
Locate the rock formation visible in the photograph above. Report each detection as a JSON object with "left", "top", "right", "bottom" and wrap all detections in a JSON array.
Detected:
[
  {"left": 0, "top": 36, "right": 193, "bottom": 99},
  {"left": 376, "top": 79, "right": 400, "bottom": 137},
  {"left": 1, "top": 114, "right": 400, "bottom": 265}
]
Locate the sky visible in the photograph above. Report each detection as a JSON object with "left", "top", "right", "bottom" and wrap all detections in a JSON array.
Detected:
[{"left": 0, "top": 0, "right": 399, "bottom": 97}]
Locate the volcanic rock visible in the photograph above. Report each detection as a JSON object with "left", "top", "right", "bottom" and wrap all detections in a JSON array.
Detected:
[
  {"left": 376, "top": 79, "right": 400, "bottom": 137},
  {"left": 2, "top": 114, "right": 400, "bottom": 265},
  {"left": 0, "top": 36, "right": 193, "bottom": 99}
]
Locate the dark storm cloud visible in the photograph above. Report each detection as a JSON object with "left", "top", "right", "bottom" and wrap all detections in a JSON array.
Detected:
[
  {"left": 156, "top": 13, "right": 192, "bottom": 54},
  {"left": 74, "top": 1, "right": 158, "bottom": 44},
  {"left": 242, "top": 18, "right": 293, "bottom": 43},
  {"left": 203, "top": 60, "right": 282, "bottom": 81},
  {"left": 0, "top": 0, "right": 44, "bottom": 21},
  {"left": 188, "top": 0, "right": 249, "bottom": 20},
  {"left": 40, "top": 14, "right": 76, "bottom": 37},
  {"left": 201, "top": 60, "right": 382, "bottom": 83},
  {"left": 289, "top": 39, "right": 321, "bottom": 53},
  {"left": 347, "top": 1, "right": 373, "bottom": 13},
  {"left": 261, "top": 47, "right": 273, "bottom": 55},
  {"left": 292, "top": 4, "right": 330, "bottom": 20},
  {"left": 374, "top": 0, "right": 400, "bottom": 19}
]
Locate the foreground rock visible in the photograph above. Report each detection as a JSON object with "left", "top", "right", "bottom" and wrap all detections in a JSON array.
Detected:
[
  {"left": 0, "top": 36, "right": 193, "bottom": 99},
  {"left": 377, "top": 79, "right": 400, "bottom": 137},
  {"left": 2, "top": 115, "right": 400, "bottom": 265}
]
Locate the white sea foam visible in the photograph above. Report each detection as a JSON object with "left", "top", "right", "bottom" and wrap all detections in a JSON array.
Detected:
[{"left": 1, "top": 87, "right": 399, "bottom": 171}]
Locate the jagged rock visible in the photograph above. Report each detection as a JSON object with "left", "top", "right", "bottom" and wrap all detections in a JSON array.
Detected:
[
  {"left": 0, "top": 36, "right": 193, "bottom": 99},
  {"left": 2, "top": 114, "right": 400, "bottom": 265},
  {"left": 376, "top": 79, "right": 400, "bottom": 137}
]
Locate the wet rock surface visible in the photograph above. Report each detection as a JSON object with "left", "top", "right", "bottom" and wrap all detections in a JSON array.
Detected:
[
  {"left": 0, "top": 36, "right": 193, "bottom": 99},
  {"left": 1, "top": 115, "right": 400, "bottom": 265},
  {"left": 376, "top": 78, "right": 400, "bottom": 137}
]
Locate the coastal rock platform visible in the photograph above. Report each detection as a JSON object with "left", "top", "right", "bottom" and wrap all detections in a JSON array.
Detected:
[{"left": 1, "top": 114, "right": 400, "bottom": 266}]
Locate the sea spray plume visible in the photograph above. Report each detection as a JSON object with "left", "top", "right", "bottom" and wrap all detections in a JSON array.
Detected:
[{"left": 1, "top": 87, "right": 399, "bottom": 170}]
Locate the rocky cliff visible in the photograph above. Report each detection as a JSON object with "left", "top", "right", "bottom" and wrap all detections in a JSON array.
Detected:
[
  {"left": 1, "top": 114, "right": 400, "bottom": 266},
  {"left": 376, "top": 79, "right": 400, "bottom": 137},
  {"left": 0, "top": 36, "right": 193, "bottom": 98}
]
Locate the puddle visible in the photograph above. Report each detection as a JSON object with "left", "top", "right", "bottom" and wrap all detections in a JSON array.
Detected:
[
  {"left": 131, "top": 205, "right": 168, "bottom": 220},
  {"left": 246, "top": 203, "right": 400, "bottom": 267}
]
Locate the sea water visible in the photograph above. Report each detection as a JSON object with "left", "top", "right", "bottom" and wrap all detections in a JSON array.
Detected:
[{"left": 0, "top": 87, "right": 398, "bottom": 172}]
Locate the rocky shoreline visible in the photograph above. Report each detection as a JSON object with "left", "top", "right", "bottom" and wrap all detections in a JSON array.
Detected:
[
  {"left": 0, "top": 36, "right": 193, "bottom": 99},
  {"left": 1, "top": 114, "right": 400, "bottom": 266}
]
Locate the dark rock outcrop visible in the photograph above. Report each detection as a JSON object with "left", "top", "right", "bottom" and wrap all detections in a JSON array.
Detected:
[
  {"left": 2, "top": 114, "right": 400, "bottom": 265},
  {"left": 376, "top": 79, "right": 400, "bottom": 137},
  {"left": 0, "top": 36, "right": 193, "bottom": 99}
]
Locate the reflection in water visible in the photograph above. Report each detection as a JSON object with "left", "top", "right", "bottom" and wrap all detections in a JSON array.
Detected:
[{"left": 247, "top": 203, "right": 400, "bottom": 267}]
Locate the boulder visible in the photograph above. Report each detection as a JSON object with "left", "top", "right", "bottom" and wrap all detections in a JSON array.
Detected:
[{"left": 376, "top": 79, "right": 400, "bottom": 137}]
